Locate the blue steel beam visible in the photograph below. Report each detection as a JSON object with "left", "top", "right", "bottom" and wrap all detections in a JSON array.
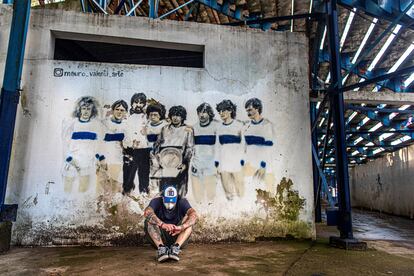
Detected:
[
  {"left": 345, "top": 105, "right": 414, "bottom": 114},
  {"left": 312, "top": 21, "right": 327, "bottom": 91},
  {"left": 340, "top": 66, "right": 414, "bottom": 93},
  {"left": 323, "top": 143, "right": 410, "bottom": 159},
  {"left": 312, "top": 145, "right": 335, "bottom": 208},
  {"left": 87, "top": 0, "right": 108, "bottom": 14},
  {"left": 320, "top": 108, "right": 333, "bottom": 172},
  {"left": 114, "top": 0, "right": 127, "bottom": 14},
  {"left": 346, "top": 129, "right": 414, "bottom": 134},
  {"left": 0, "top": 0, "right": 31, "bottom": 220},
  {"left": 159, "top": 0, "right": 195, "bottom": 20},
  {"left": 338, "top": 0, "right": 414, "bottom": 27},
  {"left": 193, "top": 2, "right": 201, "bottom": 21},
  {"left": 332, "top": 125, "right": 412, "bottom": 147},
  {"left": 311, "top": 94, "right": 329, "bottom": 133},
  {"left": 328, "top": 1, "right": 414, "bottom": 93},
  {"left": 195, "top": 0, "right": 243, "bottom": 20},
  {"left": 311, "top": 102, "right": 322, "bottom": 222},
  {"left": 327, "top": 0, "right": 354, "bottom": 239},
  {"left": 87, "top": 1, "right": 93, "bottom": 12},
  {"left": 351, "top": 111, "right": 404, "bottom": 142},
  {"left": 148, "top": 0, "right": 159, "bottom": 18},
  {"left": 323, "top": 143, "right": 408, "bottom": 148},
  {"left": 80, "top": 0, "right": 86, "bottom": 12},
  {"left": 126, "top": 0, "right": 145, "bottom": 16},
  {"left": 184, "top": 2, "right": 197, "bottom": 20},
  {"left": 126, "top": 0, "right": 136, "bottom": 16},
  {"left": 226, "top": 12, "right": 324, "bottom": 26},
  {"left": 317, "top": 129, "right": 414, "bottom": 151},
  {"left": 320, "top": 51, "right": 414, "bottom": 92},
  {"left": 318, "top": 116, "right": 414, "bottom": 141},
  {"left": 341, "top": 101, "right": 414, "bottom": 149},
  {"left": 319, "top": 148, "right": 367, "bottom": 159},
  {"left": 348, "top": 111, "right": 414, "bottom": 135},
  {"left": 316, "top": 99, "right": 414, "bottom": 152},
  {"left": 318, "top": 107, "right": 333, "bottom": 218}
]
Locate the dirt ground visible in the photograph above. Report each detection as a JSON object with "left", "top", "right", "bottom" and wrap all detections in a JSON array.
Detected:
[{"left": 1, "top": 209, "right": 414, "bottom": 275}]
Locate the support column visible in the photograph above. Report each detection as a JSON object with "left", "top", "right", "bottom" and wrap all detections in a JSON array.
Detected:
[
  {"left": 149, "top": 0, "right": 158, "bottom": 18},
  {"left": 0, "top": 0, "right": 31, "bottom": 253},
  {"left": 326, "top": 0, "right": 366, "bottom": 249},
  {"left": 310, "top": 102, "right": 322, "bottom": 223}
]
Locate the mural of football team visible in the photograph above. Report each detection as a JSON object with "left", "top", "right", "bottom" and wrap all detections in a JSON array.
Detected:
[{"left": 62, "top": 93, "right": 276, "bottom": 202}]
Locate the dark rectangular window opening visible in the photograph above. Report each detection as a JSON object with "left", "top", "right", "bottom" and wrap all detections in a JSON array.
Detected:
[{"left": 53, "top": 37, "right": 204, "bottom": 68}]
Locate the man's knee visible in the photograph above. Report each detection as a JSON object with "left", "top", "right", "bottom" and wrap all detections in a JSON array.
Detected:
[
  {"left": 143, "top": 218, "right": 150, "bottom": 233},
  {"left": 183, "top": 226, "right": 192, "bottom": 234},
  {"left": 144, "top": 220, "right": 165, "bottom": 249},
  {"left": 177, "top": 227, "right": 192, "bottom": 249},
  {"left": 144, "top": 218, "right": 161, "bottom": 234}
]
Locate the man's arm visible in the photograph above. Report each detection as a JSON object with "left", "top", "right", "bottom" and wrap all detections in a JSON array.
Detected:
[
  {"left": 144, "top": 206, "right": 165, "bottom": 247},
  {"left": 144, "top": 206, "right": 176, "bottom": 232},
  {"left": 144, "top": 206, "right": 163, "bottom": 227},
  {"left": 181, "top": 208, "right": 197, "bottom": 230}
]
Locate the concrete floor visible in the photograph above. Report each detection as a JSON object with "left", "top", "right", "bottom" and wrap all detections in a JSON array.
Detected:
[{"left": 1, "top": 209, "right": 414, "bottom": 276}]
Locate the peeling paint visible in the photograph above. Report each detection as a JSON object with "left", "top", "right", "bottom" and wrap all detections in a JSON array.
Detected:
[{"left": 20, "top": 88, "right": 31, "bottom": 118}]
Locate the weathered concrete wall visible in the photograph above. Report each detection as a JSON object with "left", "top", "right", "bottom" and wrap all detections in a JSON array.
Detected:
[
  {"left": 350, "top": 145, "right": 414, "bottom": 219},
  {"left": 0, "top": 4, "right": 314, "bottom": 245}
]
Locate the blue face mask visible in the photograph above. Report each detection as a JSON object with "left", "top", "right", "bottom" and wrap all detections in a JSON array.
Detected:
[{"left": 163, "top": 186, "right": 178, "bottom": 210}]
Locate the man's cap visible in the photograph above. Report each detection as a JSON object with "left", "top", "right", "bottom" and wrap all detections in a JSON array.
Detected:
[{"left": 163, "top": 186, "right": 178, "bottom": 203}]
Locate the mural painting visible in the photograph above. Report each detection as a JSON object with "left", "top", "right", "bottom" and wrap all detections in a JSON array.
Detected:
[
  {"left": 0, "top": 7, "right": 313, "bottom": 245},
  {"left": 62, "top": 96, "right": 102, "bottom": 194},
  {"left": 38, "top": 81, "right": 314, "bottom": 246},
  {"left": 191, "top": 103, "right": 218, "bottom": 204},
  {"left": 62, "top": 94, "right": 278, "bottom": 204}
]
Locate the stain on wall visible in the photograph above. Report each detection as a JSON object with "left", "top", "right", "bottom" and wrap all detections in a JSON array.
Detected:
[{"left": 351, "top": 146, "right": 414, "bottom": 219}]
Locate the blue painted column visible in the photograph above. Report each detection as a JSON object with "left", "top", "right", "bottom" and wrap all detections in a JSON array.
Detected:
[
  {"left": 149, "top": 0, "right": 158, "bottom": 18},
  {"left": 326, "top": 0, "right": 353, "bottom": 240},
  {"left": 310, "top": 102, "right": 322, "bottom": 223},
  {"left": 0, "top": 0, "right": 31, "bottom": 223}
]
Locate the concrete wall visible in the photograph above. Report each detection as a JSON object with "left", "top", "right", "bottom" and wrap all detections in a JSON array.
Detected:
[
  {"left": 0, "top": 5, "right": 315, "bottom": 245},
  {"left": 351, "top": 145, "right": 414, "bottom": 219}
]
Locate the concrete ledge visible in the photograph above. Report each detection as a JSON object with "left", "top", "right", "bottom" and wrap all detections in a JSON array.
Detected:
[{"left": 311, "top": 91, "right": 414, "bottom": 105}]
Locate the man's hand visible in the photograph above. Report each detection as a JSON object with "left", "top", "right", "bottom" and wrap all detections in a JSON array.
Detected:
[
  {"left": 161, "top": 224, "right": 183, "bottom": 236},
  {"left": 171, "top": 225, "right": 183, "bottom": 236},
  {"left": 161, "top": 223, "right": 176, "bottom": 232}
]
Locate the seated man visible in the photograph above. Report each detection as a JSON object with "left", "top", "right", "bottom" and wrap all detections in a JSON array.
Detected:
[{"left": 143, "top": 186, "right": 197, "bottom": 262}]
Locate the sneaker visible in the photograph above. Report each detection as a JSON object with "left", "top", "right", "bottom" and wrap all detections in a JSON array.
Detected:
[
  {"left": 169, "top": 244, "right": 181, "bottom": 261},
  {"left": 157, "top": 245, "right": 169, "bottom": 262}
]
